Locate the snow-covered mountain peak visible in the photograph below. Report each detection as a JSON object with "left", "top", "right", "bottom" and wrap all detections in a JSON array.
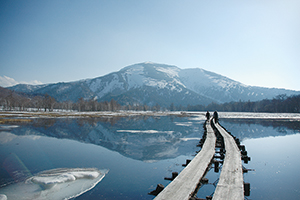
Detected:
[
  {"left": 8, "top": 62, "right": 300, "bottom": 106},
  {"left": 117, "top": 62, "right": 186, "bottom": 93},
  {"left": 120, "top": 62, "right": 181, "bottom": 84}
]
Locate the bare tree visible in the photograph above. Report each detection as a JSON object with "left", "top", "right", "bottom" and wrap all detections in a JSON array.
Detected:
[{"left": 43, "top": 94, "right": 56, "bottom": 111}]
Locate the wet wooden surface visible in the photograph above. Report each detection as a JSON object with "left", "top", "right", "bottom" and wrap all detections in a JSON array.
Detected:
[
  {"left": 212, "top": 120, "right": 244, "bottom": 200},
  {"left": 154, "top": 119, "right": 216, "bottom": 200}
]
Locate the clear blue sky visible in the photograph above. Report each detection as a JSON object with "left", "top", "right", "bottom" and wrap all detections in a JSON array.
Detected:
[{"left": 1, "top": 0, "right": 299, "bottom": 90}]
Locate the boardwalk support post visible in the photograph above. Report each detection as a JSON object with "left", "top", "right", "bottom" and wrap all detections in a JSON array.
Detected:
[
  {"left": 201, "top": 177, "right": 209, "bottom": 184},
  {"left": 244, "top": 182, "right": 250, "bottom": 196},
  {"left": 164, "top": 172, "right": 178, "bottom": 181},
  {"left": 214, "top": 160, "right": 219, "bottom": 173},
  {"left": 239, "top": 145, "right": 245, "bottom": 151},
  {"left": 183, "top": 159, "right": 192, "bottom": 167},
  {"left": 148, "top": 184, "right": 164, "bottom": 196}
]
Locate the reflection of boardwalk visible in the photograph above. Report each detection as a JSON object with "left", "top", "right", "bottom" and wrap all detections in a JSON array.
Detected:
[
  {"left": 154, "top": 119, "right": 216, "bottom": 200},
  {"left": 153, "top": 118, "right": 245, "bottom": 200},
  {"left": 212, "top": 120, "right": 244, "bottom": 200}
]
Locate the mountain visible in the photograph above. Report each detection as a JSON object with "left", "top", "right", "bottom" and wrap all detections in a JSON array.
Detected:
[
  {"left": 178, "top": 68, "right": 298, "bottom": 103},
  {"left": 7, "top": 62, "right": 300, "bottom": 107}
]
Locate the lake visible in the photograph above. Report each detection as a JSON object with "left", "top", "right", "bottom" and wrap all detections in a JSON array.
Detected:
[{"left": 0, "top": 112, "right": 299, "bottom": 199}]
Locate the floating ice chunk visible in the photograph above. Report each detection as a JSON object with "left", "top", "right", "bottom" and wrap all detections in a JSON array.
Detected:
[
  {"left": 0, "top": 125, "right": 19, "bottom": 130},
  {"left": 67, "top": 170, "right": 100, "bottom": 179},
  {"left": 30, "top": 172, "right": 76, "bottom": 189},
  {"left": 117, "top": 130, "right": 174, "bottom": 134},
  {"left": 180, "top": 137, "right": 201, "bottom": 141},
  {"left": 174, "top": 122, "right": 193, "bottom": 126},
  {"left": 0, "top": 168, "right": 108, "bottom": 200},
  {"left": 0, "top": 194, "right": 7, "bottom": 200}
]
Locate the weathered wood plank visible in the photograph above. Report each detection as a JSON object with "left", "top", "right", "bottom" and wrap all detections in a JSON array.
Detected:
[
  {"left": 154, "top": 119, "right": 216, "bottom": 200},
  {"left": 212, "top": 121, "right": 244, "bottom": 200}
]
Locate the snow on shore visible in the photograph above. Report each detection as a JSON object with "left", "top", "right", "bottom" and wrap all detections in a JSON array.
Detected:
[
  {"left": 218, "top": 112, "right": 300, "bottom": 120},
  {"left": 1, "top": 110, "right": 299, "bottom": 121},
  {"left": 0, "top": 110, "right": 192, "bottom": 119}
]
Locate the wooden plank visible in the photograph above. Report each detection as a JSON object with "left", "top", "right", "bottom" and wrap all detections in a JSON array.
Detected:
[
  {"left": 212, "top": 120, "right": 244, "bottom": 200},
  {"left": 154, "top": 119, "right": 216, "bottom": 200}
]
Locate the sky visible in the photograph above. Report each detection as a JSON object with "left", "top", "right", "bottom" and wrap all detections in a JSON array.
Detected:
[{"left": 0, "top": 0, "right": 299, "bottom": 90}]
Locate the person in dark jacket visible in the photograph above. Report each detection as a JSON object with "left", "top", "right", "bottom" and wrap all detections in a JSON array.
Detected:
[
  {"left": 206, "top": 111, "right": 210, "bottom": 120},
  {"left": 213, "top": 111, "right": 218, "bottom": 123}
]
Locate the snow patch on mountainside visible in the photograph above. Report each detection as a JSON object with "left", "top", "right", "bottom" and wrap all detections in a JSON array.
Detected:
[
  {"left": 88, "top": 79, "right": 102, "bottom": 92},
  {"left": 144, "top": 79, "right": 184, "bottom": 93},
  {"left": 179, "top": 68, "right": 211, "bottom": 92},
  {"left": 145, "top": 78, "right": 168, "bottom": 88},
  {"left": 56, "top": 85, "right": 72, "bottom": 93},
  {"left": 125, "top": 65, "right": 144, "bottom": 75},
  {"left": 154, "top": 66, "right": 179, "bottom": 78},
  {"left": 123, "top": 65, "right": 144, "bottom": 89},
  {"left": 97, "top": 74, "right": 124, "bottom": 97},
  {"left": 212, "top": 79, "right": 238, "bottom": 90}
]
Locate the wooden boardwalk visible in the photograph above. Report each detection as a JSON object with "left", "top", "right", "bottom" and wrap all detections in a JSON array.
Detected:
[
  {"left": 212, "top": 120, "right": 244, "bottom": 200},
  {"left": 153, "top": 117, "right": 245, "bottom": 200},
  {"left": 154, "top": 119, "right": 216, "bottom": 200}
]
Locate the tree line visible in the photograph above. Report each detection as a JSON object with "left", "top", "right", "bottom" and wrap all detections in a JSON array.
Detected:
[
  {"left": 0, "top": 90, "right": 162, "bottom": 112},
  {"left": 184, "top": 94, "right": 300, "bottom": 113},
  {"left": 0, "top": 91, "right": 120, "bottom": 112},
  {"left": 1, "top": 88, "right": 299, "bottom": 113}
]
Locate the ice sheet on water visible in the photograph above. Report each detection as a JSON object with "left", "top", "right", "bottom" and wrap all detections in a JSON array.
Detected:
[
  {"left": 174, "top": 122, "right": 193, "bottom": 126},
  {"left": 117, "top": 129, "right": 174, "bottom": 134},
  {"left": 0, "top": 125, "right": 19, "bottom": 131},
  {"left": 0, "top": 168, "right": 108, "bottom": 200},
  {"left": 180, "top": 137, "right": 201, "bottom": 141}
]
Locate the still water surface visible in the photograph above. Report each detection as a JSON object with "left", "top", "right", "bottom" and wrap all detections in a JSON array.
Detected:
[{"left": 0, "top": 113, "right": 299, "bottom": 199}]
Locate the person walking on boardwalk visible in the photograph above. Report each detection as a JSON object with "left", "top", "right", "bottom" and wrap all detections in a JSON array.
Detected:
[
  {"left": 213, "top": 111, "right": 218, "bottom": 123},
  {"left": 206, "top": 111, "right": 210, "bottom": 120}
]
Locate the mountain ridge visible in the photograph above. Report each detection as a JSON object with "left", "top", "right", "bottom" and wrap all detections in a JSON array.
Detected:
[{"left": 7, "top": 62, "right": 300, "bottom": 107}]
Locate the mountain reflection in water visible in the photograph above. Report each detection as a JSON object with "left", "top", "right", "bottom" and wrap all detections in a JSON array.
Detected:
[
  {"left": 8, "top": 116, "right": 204, "bottom": 161},
  {"left": 6, "top": 115, "right": 299, "bottom": 162}
]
